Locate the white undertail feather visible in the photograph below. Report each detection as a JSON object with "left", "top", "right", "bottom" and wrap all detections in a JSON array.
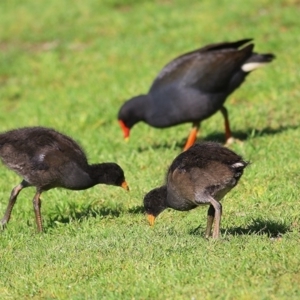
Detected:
[
  {"left": 241, "top": 62, "right": 268, "bottom": 72},
  {"left": 38, "top": 154, "right": 46, "bottom": 161},
  {"left": 231, "top": 162, "right": 246, "bottom": 168}
]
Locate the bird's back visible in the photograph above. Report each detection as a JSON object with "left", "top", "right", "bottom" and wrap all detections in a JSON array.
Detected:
[
  {"left": 0, "top": 127, "right": 88, "bottom": 188},
  {"left": 146, "top": 40, "right": 255, "bottom": 126},
  {"left": 167, "top": 142, "right": 247, "bottom": 209},
  {"left": 151, "top": 39, "right": 253, "bottom": 93}
]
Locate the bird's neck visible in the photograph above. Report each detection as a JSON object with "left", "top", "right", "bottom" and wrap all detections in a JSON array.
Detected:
[
  {"left": 166, "top": 183, "right": 197, "bottom": 211},
  {"left": 125, "top": 95, "right": 150, "bottom": 125},
  {"left": 64, "top": 163, "right": 111, "bottom": 191},
  {"left": 166, "top": 185, "right": 182, "bottom": 209},
  {"left": 151, "top": 185, "right": 169, "bottom": 217},
  {"left": 87, "top": 163, "right": 114, "bottom": 185}
]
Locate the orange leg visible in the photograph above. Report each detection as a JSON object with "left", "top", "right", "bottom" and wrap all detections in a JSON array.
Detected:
[
  {"left": 183, "top": 123, "right": 199, "bottom": 151},
  {"left": 220, "top": 106, "right": 233, "bottom": 143}
]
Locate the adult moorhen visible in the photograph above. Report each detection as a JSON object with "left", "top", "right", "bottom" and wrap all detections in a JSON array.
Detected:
[
  {"left": 143, "top": 142, "right": 248, "bottom": 238},
  {"left": 0, "top": 126, "right": 129, "bottom": 232},
  {"left": 118, "top": 39, "right": 275, "bottom": 150}
]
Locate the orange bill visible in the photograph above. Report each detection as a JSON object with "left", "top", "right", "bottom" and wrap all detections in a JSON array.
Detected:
[
  {"left": 121, "top": 181, "right": 129, "bottom": 191},
  {"left": 118, "top": 120, "right": 130, "bottom": 139},
  {"left": 147, "top": 214, "right": 156, "bottom": 226}
]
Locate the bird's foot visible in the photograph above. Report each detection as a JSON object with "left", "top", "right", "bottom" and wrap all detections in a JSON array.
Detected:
[
  {"left": 207, "top": 228, "right": 220, "bottom": 239},
  {"left": 0, "top": 219, "right": 7, "bottom": 231},
  {"left": 212, "top": 233, "right": 220, "bottom": 239},
  {"left": 224, "top": 137, "right": 243, "bottom": 147},
  {"left": 205, "top": 234, "right": 221, "bottom": 240}
]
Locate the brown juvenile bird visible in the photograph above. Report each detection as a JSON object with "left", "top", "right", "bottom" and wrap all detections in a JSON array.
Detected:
[
  {"left": 118, "top": 39, "right": 275, "bottom": 150},
  {"left": 143, "top": 142, "right": 248, "bottom": 238},
  {"left": 0, "top": 126, "right": 129, "bottom": 232}
]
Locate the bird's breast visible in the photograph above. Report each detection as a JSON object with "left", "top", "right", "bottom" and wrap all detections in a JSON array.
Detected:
[
  {"left": 166, "top": 183, "right": 197, "bottom": 211},
  {"left": 147, "top": 88, "right": 227, "bottom": 127}
]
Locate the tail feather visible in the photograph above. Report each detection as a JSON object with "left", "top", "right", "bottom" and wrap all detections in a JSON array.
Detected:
[
  {"left": 248, "top": 53, "right": 275, "bottom": 63},
  {"left": 242, "top": 53, "right": 275, "bottom": 72},
  {"left": 202, "top": 38, "right": 253, "bottom": 52}
]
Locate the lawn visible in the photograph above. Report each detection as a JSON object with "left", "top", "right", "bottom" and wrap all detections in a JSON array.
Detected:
[{"left": 0, "top": 0, "right": 300, "bottom": 299}]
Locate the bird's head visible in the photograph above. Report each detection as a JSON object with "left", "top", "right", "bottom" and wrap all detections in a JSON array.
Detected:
[
  {"left": 117, "top": 95, "right": 149, "bottom": 141},
  {"left": 93, "top": 163, "right": 129, "bottom": 191},
  {"left": 143, "top": 186, "right": 168, "bottom": 226}
]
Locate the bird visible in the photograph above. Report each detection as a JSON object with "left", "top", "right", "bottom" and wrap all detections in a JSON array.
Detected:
[
  {"left": 143, "top": 142, "right": 248, "bottom": 239},
  {"left": 118, "top": 39, "right": 275, "bottom": 151},
  {"left": 0, "top": 126, "right": 129, "bottom": 232}
]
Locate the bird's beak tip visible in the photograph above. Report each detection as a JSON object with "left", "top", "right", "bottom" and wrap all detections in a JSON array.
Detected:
[
  {"left": 121, "top": 181, "right": 129, "bottom": 191},
  {"left": 147, "top": 214, "right": 156, "bottom": 226}
]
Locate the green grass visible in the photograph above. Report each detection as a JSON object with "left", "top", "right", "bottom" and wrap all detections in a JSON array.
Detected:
[{"left": 0, "top": 0, "right": 300, "bottom": 298}]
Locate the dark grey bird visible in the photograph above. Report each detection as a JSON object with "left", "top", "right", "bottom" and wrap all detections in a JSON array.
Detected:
[
  {"left": 143, "top": 142, "right": 248, "bottom": 238},
  {"left": 0, "top": 126, "right": 129, "bottom": 232},
  {"left": 118, "top": 39, "right": 275, "bottom": 150}
]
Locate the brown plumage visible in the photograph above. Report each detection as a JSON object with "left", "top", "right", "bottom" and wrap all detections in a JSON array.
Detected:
[
  {"left": 143, "top": 142, "right": 248, "bottom": 238},
  {"left": 0, "top": 126, "right": 129, "bottom": 232}
]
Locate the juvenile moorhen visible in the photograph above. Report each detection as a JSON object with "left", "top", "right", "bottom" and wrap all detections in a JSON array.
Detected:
[
  {"left": 0, "top": 126, "right": 129, "bottom": 232},
  {"left": 118, "top": 39, "right": 275, "bottom": 150},
  {"left": 143, "top": 142, "right": 248, "bottom": 238}
]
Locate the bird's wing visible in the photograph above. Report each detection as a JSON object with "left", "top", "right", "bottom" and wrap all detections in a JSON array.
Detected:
[
  {"left": 169, "top": 142, "right": 244, "bottom": 174},
  {"left": 198, "top": 39, "right": 252, "bottom": 52},
  {"left": 30, "top": 134, "right": 88, "bottom": 171},
  {"left": 150, "top": 40, "right": 254, "bottom": 93}
]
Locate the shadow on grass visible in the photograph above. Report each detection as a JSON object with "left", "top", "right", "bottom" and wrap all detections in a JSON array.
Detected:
[
  {"left": 225, "top": 218, "right": 290, "bottom": 237},
  {"left": 189, "top": 218, "right": 291, "bottom": 238},
  {"left": 128, "top": 205, "right": 145, "bottom": 214},
  {"left": 137, "top": 141, "right": 183, "bottom": 152},
  {"left": 204, "top": 124, "right": 299, "bottom": 143},
  {"left": 47, "top": 205, "right": 122, "bottom": 228},
  {"left": 137, "top": 124, "right": 299, "bottom": 152},
  {"left": 46, "top": 203, "right": 145, "bottom": 229}
]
